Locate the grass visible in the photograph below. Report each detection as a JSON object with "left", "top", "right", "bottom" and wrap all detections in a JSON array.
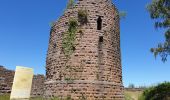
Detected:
[
  {"left": 124, "top": 90, "right": 143, "bottom": 100},
  {"left": 0, "top": 95, "right": 61, "bottom": 100},
  {"left": 1, "top": 92, "right": 143, "bottom": 100},
  {"left": 0, "top": 94, "right": 10, "bottom": 100},
  {"left": 30, "top": 97, "right": 61, "bottom": 100},
  {"left": 30, "top": 97, "right": 45, "bottom": 100},
  {"left": 125, "top": 93, "right": 134, "bottom": 100}
]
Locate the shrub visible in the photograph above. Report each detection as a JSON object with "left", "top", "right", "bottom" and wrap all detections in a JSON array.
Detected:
[
  {"left": 67, "top": 0, "right": 75, "bottom": 9},
  {"left": 78, "top": 9, "right": 88, "bottom": 25},
  {"left": 62, "top": 18, "right": 78, "bottom": 57},
  {"left": 139, "top": 82, "right": 170, "bottom": 100},
  {"left": 68, "top": 18, "right": 78, "bottom": 33}
]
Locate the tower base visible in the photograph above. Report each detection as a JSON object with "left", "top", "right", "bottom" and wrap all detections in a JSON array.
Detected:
[{"left": 44, "top": 80, "right": 124, "bottom": 100}]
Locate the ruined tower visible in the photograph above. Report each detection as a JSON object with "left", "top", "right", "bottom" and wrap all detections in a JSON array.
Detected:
[{"left": 44, "top": 0, "right": 124, "bottom": 99}]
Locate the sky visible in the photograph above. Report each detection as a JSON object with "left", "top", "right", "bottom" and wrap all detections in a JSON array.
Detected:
[{"left": 0, "top": 0, "right": 170, "bottom": 87}]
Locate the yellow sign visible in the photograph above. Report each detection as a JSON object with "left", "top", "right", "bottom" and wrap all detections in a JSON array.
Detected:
[{"left": 10, "top": 66, "right": 33, "bottom": 100}]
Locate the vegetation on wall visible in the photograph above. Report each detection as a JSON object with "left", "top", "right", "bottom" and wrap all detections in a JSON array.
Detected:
[
  {"left": 67, "top": 0, "right": 75, "bottom": 9},
  {"left": 62, "top": 18, "right": 78, "bottom": 57},
  {"left": 78, "top": 9, "right": 88, "bottom": 25},
  {"left": 61, "top": 5, "right": 88, "bottom": 87},
  {"left": 62, "top": 9, "right": 88, "bottom": 81},
  {"left": 61, "top": 18, "right": 78, "bottom": 82},
  {"left": 119, "top": 11, "right": 127, "bottom": 19}
]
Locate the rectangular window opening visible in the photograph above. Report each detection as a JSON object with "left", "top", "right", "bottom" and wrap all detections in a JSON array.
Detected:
[{"left": 99, "top": 36, "right": 103, "bottom": 42}]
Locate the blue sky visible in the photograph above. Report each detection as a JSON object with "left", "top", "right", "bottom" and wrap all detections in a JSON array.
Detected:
[{"left": 0, "top": 0, "right": 170, "bottom": 87}]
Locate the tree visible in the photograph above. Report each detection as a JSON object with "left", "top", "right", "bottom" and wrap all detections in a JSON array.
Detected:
[
  {"left": 128, "top": 83, "right": 135, "bottom": 88},
  {"left": 147, "top": 0, "right": 170, "bottom": 62}
]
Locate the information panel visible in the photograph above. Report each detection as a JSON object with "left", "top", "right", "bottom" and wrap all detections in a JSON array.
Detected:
[{"left": 10, "top": 66, "right": 33, "bottom": 100}]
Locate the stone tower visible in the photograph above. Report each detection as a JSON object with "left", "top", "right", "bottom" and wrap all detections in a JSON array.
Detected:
[{"left": 44, "top": 0, "right": 124, "bottom": 99}]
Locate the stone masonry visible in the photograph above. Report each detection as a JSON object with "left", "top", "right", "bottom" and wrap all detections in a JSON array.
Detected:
[
  {"left": 45, "top": 0, "right": 124, "bottom": 99},
  {"left": 0, "top": 65, "right": 14, "bottom": 94},
  {"left": 31, "top": 74, "right": 45, "bottom": 97}
]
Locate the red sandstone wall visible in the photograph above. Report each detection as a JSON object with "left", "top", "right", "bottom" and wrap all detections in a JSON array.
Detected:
[
  {"left": 31, "top": 75, "right": 45, "bottom": 97},
  {"left": 0, "top": 66, "right": 14, "bottom": 94},
  {"left": 46, "top": 0, "right": 122, "bottom": 83},
  {"left": 45, "top": 0, "right": 124, "bottom": 99}
]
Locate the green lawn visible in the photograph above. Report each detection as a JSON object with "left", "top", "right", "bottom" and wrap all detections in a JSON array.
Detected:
[
  {"left": 0, "top": 95, "right": 61, "bottom": 100},
  {"left": 0, "top": 94, "right": 70, "bottom": 100},
  {"left": 1, "top": 92, "right": 142, "bottom": 100},
  {"left": 124, "top": 90, "right": 143, "bottom": 100},
  {"left": 0, "top": 94, "right": 10, "bottom": 100}
]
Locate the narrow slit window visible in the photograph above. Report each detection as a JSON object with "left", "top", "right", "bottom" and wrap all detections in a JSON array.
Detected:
[
  {"left": 99, "top": 36, "right": 103, "bottom": 42},
  {"left": 53, "top": 43, "right": 57, "bottom": 48},
  {"left": 97, "top": 16, "right": 102, "bottom": 30}
]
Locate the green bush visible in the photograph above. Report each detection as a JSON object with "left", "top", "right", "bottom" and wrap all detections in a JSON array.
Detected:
[
  {"left": 78, "top": 9, "right": 88, "bottom": 25},
  {"left": 62, "top": 18, "right": 78, "bottom": 57},
  {"left": 139, "top": 82, "right": 170, "bottom": 100},
  {"left": 67, "top": 0, "right": 75, "bottom": 9}
]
